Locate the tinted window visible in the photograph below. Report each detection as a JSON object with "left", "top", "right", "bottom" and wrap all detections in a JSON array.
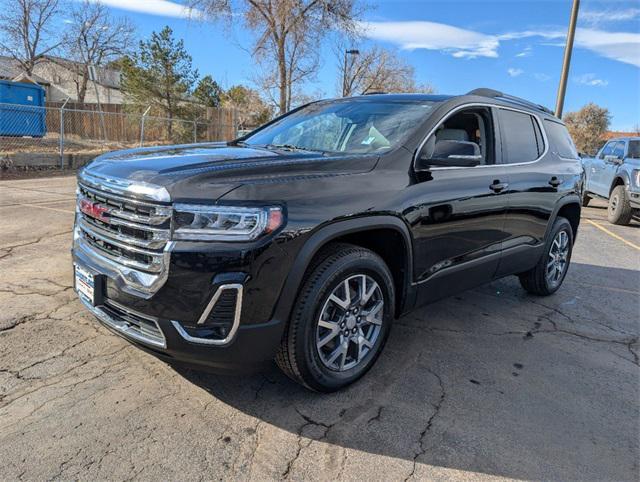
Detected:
[
  {"left": 612, "top": 141, "right": 625, "bottom": 158},
  {"left": 544, "top": 120, "right": 579, "bottom": 159},
  {"left": 599, "top": 141, "right": 615, "bottom": 159},
  {"left": 498, "top": 109, "right": 540, "bottom": 163},
  {"left": 245, "top": 100, "right": 438, "bottom": 154},
  {"left": 628, "top": 140, "right": 640, "bottom": 159}
]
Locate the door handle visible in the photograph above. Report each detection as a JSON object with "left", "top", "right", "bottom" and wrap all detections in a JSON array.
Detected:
[
  {"left": 549, "top": 176, "right": 562, "bottom": 187},
  {"left": 489, "top": 180, "right": 508, "bottom": 193}
]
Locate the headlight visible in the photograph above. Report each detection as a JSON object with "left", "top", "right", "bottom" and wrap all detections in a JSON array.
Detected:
[
  {"left": 172, "top": 204, "right": 283, "bottom": 241},
  {"left": 634, "top": 169, "right": 640, "bottom": 188}
]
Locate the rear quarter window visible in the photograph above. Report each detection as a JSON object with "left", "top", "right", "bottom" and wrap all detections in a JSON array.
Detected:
[{"left": 544, "top": 120, "right": 579, "bottom": 159}]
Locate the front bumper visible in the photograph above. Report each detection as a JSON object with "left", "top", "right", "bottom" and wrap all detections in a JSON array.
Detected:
[
  {"left": 72, "top": 232, "right": 296, "bottom": 373},
  {"left": 77, "top": 293, "right": 285, "bottom": 372}
]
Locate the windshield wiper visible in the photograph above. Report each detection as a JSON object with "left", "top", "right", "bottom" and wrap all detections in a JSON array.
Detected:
[{"left": 265, "top": 143, "right": 324, "bottom": 153}]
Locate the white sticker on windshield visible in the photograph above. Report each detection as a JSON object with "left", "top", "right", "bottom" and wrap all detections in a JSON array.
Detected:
[{"left": 361, "top": 136, "right": 376, "bottom": 145}]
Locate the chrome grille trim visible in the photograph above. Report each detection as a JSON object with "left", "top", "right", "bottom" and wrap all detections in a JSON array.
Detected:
[
  {"left": 78, "top": 184, "right": 172, "bottom": 225},
  {"left": 78, "top": 219, "right": 165, "bottom": 272},
  {"left": 80, "top": 170, "right": 171, "bottom": 203},
  {"left": 79, "top": 296, "right": 166, "bottom": 348},
  {"left": 75, "top": 171, "right": 173, "bottom": 296},
  {"left": 80, "top": 216, "right": 168, "bottom": 250}
]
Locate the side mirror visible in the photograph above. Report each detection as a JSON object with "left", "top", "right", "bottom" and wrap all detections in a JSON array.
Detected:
[
  {"left": 604, "top": 154, "right": 622, "bottom": 164},
  {"left": 416, "top": 139, "right": 482, "bottom": 170}
]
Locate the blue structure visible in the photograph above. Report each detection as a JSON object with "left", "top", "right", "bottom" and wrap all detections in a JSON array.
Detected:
[{"left": 0, "top": 80, "right": 47, "bottom": 137}]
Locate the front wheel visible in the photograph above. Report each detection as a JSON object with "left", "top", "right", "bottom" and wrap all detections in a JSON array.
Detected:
[
  {"left": 607, "top": 185, "right": 633, "bottom": 225},
  {"left": 276, "top": 243, "right": 395, "bottom": 392},
  {"left": 519, "top": 217, "right": 574, "bottom": 296}
]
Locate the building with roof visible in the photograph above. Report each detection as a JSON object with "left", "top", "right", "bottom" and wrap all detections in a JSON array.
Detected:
[{"left": 0, "top": 55, "right": 123, "bottom": 104}]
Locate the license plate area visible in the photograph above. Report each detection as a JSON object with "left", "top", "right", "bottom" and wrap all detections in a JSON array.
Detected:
[{"left": 74, "top": 263, "right": 104, "bottom": 306}]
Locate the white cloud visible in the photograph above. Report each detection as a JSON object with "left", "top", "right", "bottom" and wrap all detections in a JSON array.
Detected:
[
  {"left": 534, "top": 73, "right": 551, "bottom": 82},
  {"left": 358, "top": 21, "right": 500, "bottom": 59},
  {"left": 515, "top": 46, "right": 532, "bottom": 57},
  {"left": 581, "top": 8, "right": 640, "bottom": 26},
  {"left": 575, "top": 28, "right": 640, "bottom": 67},
  {"left": 74, "top": 0, "right": 199, "bottom": 18},
  {"left": 359, "top": 21, "right": 640, "bottom": 67},
  {"left": 575, "top": 73, "right": 609, "bottom": 87},
  {"left": 507, "top": 68, "right": 524, "bottom": 77}
]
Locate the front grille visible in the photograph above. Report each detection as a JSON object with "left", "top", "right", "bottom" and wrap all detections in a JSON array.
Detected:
[{"left": 77, "top": 182, "right": 172, "bottom": 273}]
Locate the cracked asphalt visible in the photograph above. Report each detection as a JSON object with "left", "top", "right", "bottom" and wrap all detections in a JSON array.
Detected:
[{"left": 1, "top": 175, "right": 638, "bottom": 481}]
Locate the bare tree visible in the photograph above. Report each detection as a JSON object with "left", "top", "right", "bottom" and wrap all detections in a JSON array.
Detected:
[
  {"left": 64, "top": 1, "right": 135, "bottom": 103},
  {"left": 339, "top": 46, "right": 434, "bottom": 96},
  {"left": 190, "top": 0, "right": 365, "bottom": 114},
  {"left": 0, "top": 0, "right": 63, "bottom": 75}
]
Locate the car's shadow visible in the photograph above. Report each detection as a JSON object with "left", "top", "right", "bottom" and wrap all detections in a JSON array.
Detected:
[{"left": 175, "top": 263, "right": 639, "bottom": 480}]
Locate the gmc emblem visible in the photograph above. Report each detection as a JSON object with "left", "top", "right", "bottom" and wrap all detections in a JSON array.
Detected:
[{"left": 79, "top": 198, "right": 109, "bottom": 222}]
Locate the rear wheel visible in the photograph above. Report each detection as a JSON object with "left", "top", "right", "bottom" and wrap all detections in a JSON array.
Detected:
[
  {"left": 607, "top": 185, "right": 633, "bottom": 225},
  {"left": 519, "top": 217, "right": 573, "bottom": 296},
  {"left": 276, "top": 244, "right": 394, "bottom": 392}
]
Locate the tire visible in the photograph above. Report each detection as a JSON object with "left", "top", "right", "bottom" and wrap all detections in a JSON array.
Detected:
[
  {"left": 581, "top": 190, "right": 591, "bottom": 207},
  {"left": 276, "top": 243, "right": 395, "bottom": 392},
  {"left": 519, "top": 217, "right": 573, "bottom": 296},
  {"left": 607, "top": 185, "right": 633, "bottom": 225}
]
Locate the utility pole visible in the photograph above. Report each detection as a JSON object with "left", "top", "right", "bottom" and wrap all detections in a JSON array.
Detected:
[
  {"left": 555, "top": 0, "right": 580, "bottom": 118},
  {"left": 342, "top": 49, "right": 360, "bottom": 97}
]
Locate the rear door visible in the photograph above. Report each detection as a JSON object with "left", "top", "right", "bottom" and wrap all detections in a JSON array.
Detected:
[{"left": 494, "top": 110, "right": 573, "bottom": 277}]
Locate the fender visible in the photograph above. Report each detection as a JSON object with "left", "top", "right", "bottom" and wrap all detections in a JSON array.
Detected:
[
  {"left": 271, "top": 215, "right": 415, "bottom": 325},
  {"left": 544, "top": 194, "right": 582, "bottom": 241},
  {"left": 609, "top": 172, "right": 630, "bottom": 195}
]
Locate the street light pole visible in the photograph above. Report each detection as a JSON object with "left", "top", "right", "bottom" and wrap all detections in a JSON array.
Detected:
[
  {"left": 342, "top": 49, "right": 360, "bottom": 97},
  {"left": 555, "top": 0, "right": 580, "bottom": 118}
]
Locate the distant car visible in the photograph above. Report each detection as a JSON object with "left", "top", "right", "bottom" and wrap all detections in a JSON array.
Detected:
[{"left": 581, "top": 137, "right": 640, "bottom": 225}]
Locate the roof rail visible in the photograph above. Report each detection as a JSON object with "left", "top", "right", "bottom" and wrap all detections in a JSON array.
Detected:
[
  {"left": 467, "top": 88, "right": 554, "bottom": 115},
  {"left": 363, "top": 91, "right": 387, "bottom": 95}
]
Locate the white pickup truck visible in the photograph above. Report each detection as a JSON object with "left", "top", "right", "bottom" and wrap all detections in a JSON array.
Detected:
[{"left": 581, "top": 137, "right": 640, "bottom": 225}]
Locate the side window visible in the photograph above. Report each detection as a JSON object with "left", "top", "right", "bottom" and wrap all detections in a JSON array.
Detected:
[
  {"left": 612, "top": 141, "right": 625, "bottom": 159},
  {"left": 421, "top": 107, "right": 495, "bottom": 165},
  {"left": 598, "top": 141, "right": 615, "bottom": 159},
  {"left": 628, "top": 140, "right": 640, "bottom": 159},
  {"left": 543, "top": 120, "right": 579, "bottom": 159},
  {"left": 498, "top": 109, "right": 541, "bottom": 163}
]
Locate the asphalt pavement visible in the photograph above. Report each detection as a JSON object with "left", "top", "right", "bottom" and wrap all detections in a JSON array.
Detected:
[{"left": 1, "top": 175, "right": 638, "bottom": 481}]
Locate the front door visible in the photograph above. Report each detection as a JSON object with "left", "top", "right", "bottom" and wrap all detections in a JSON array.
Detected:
[{"left": 402, "top": 106, "right": 510, "bottom": 305}]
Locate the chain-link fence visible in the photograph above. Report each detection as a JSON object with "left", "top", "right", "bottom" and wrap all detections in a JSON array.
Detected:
[{"left": 0, "top": 102, "right": 239, "bottom": 168}]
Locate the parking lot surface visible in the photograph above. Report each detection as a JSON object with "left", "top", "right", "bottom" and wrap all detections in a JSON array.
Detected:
[{"left": 1, "top": 175, "right": 638, "bottom": 481}]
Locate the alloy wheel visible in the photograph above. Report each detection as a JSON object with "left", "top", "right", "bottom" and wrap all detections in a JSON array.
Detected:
[
  {"left": 315, "top": 274, "right": 384, "bottom": 371},
  {"left": 546, "top": 230, "right": 570, "bottom": 288}
]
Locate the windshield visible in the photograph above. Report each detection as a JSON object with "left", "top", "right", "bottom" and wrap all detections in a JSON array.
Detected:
[{"left": 243, "top": 99, "right": 438, "bottom": 154}]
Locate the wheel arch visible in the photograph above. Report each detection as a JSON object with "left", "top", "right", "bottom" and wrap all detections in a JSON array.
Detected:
[
  {"left": 546, "top": 195, "right": 581, "bottom": 241},
  {"left": 272, "top": 216, "right": 415, "bottom": 324},
  {"left": 609, "top": 173, "right": 629, "bottom": 195}
]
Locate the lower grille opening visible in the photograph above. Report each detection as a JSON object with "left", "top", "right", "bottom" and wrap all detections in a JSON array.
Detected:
[{"left": 100, "top": 300, "right": 165, "bottom": 347}]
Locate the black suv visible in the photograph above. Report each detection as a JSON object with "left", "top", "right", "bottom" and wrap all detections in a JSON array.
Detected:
[{"left": 73, "top": 88, "right": 583, "bottom": 391}]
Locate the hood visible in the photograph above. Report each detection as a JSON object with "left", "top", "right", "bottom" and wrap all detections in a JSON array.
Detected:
[{"left": 82, "top": 142, "right": 378, "bottom": 202}]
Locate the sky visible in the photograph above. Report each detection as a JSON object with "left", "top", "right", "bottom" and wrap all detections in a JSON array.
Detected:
[{"left": 68, "top": 0, "right": 640, "bottom": 131}]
